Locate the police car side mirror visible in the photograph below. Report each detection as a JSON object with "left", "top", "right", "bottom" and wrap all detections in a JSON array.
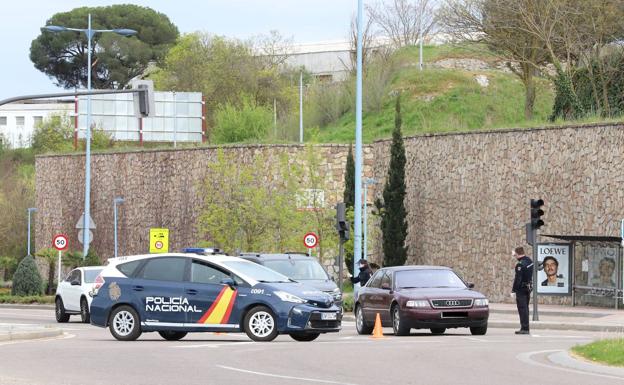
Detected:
[
  {"left": 467, "top": 282, "right": 475, "bottom": 289},
  {"left": 220, "top": 277, "right": 236, "bottom": 289}
]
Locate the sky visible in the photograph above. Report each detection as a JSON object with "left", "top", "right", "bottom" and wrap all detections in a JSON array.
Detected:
[{"left": 0, "top": 0, "right": 356, "bottom": 100}]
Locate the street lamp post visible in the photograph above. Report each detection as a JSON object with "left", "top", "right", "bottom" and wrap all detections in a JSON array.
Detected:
[
  {"left": 354, "top": 0, "right": 364, "bottom": 282},
  {"left": 363, "top": 178, "right": 377, "bottom": 261},
  {"left": 27, "top": 208, "right": 37, "bottom": 256},
  {"left": 113, "top": 197, "right": 124, "bottom": 258},
  {"left": 43, "top": 15, "right": 136, "bottom": 258}
]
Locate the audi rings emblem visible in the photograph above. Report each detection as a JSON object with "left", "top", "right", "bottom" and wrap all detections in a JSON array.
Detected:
[{"left": 445, "top": 300, "right": 460, "bottom": 306}]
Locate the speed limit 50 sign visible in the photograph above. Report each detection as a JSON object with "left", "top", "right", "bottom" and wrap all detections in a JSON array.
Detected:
[
  {"left": 303, "top": 232, "right": 319, "bottom": 249},
  {"left": 53, "top": 234, "right": 69, "bottom": 251}
]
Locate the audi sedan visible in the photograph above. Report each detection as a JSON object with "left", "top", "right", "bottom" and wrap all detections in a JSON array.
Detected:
[{"left": 354, "top": 266, "right": 489, "bottom": 336}]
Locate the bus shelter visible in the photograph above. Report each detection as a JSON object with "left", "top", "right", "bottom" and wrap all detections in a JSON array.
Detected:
[{"left": 542, "top": 235, "right": 623, "bottom": 309}]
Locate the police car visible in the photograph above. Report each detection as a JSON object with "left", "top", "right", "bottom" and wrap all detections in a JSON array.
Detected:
[{"left": 89, "top": 251, "right": 342, "bottom": 342}]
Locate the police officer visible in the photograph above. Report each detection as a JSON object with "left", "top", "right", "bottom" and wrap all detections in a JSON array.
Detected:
[{"left": 511, "top": 246, "right": 533, "bottom": 335}]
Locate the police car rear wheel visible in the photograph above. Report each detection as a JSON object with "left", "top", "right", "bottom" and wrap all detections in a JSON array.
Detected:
[
  {"left": 289, "top": 332, "right": 320, "bottom": 342},
  {"left": 355, "top": 305, "right": 373, "bottom": 335},
  {"left": 244, "top": 306, "right": 278, "bottom": 342},
  {"left": 158, "top": 331, "right": 187, "bottom": 341},
  {"left": 55, "top": 298, "right": 70, "bottom": 323},
  {"left": 109, "top": 306, "right": 142, "bottom": 341}
]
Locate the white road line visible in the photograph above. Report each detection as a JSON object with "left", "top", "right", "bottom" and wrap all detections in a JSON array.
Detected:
[
  {"left": 516, "top": 349, "right": 624, "bottom": 381},
  {"left": 531, "top": 334, "right": 592, "bottom": 339},
  {"left": 216, "top": 364, "right": 358, "bottom": 385},
  {"left": 171, "top": 341, "right": 254, "bottom": 349}
]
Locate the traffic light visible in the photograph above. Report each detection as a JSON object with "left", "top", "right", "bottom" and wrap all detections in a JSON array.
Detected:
[
  {"left": 336, "top": 203, "right": 350, "bottom": 241},
  {"left": 530, "top": 199, "right": 544, "bottom": 230},
  {"left": 131, "top": 80, "right": 155, "bottom": 118}
]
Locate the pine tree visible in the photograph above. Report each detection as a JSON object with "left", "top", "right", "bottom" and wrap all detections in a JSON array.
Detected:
[
  {"left": 378, "top": 96, "right": 408, "bottom": 266},
  {"left": 343, "top": 144, "right": 355, "bottom": 275},
  {"left": 11, "top": 255, "right": 43, "bottom": 296}
]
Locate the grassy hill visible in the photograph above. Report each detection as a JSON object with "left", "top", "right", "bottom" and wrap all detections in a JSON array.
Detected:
[{"left": 311, "top": 44, "right": 556, "bottom": 143}]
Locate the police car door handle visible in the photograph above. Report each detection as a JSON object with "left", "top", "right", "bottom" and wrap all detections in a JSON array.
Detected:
[
  {"left": 185, "top": 289, "right": 198, "bottom": 295},
  {"left": 132, "top": 285, "right": 144, "bottom": 292}
]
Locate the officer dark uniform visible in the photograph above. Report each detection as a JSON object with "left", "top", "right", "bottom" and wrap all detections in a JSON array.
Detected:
[{"left": 512, "top": 247, "right": 533, "bottom": 334}]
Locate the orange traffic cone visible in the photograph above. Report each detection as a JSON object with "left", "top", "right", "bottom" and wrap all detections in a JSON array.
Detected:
[{"left": 371, "top": 313, "right": 384, "bottom": 339}]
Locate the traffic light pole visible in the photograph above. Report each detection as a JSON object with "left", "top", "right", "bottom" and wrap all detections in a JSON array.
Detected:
[
  {"left": 338, "top": 239, "right": 345, "bottom": 294},
  {"left": 532, "top": 228, "right": 539, "bottom": 321}
]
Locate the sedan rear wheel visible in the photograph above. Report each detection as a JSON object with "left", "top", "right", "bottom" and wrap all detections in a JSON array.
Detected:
[
  {"left": 355, "top": 305, "right": 373, "bottom": 335},
  {"left": 392, "top": 305, "right": 410, "bottom": 336}
]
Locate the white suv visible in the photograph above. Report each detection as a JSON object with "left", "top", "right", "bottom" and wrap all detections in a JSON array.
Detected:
[{"left": 55, "top": 266, "right": 103, "bottom": 323}]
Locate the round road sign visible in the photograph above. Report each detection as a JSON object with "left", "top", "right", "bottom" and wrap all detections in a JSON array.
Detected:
[
  {"left": 303, "top": 232, "right": 318, "bottom": 249},
  {"left": 53, "top": 234, "right": 69, "bottom": 251},
  {"left": 154, "top": 241, "right": 164, "bottom": 250}
]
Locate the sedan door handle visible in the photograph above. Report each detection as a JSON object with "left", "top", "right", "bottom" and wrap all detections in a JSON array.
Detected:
[
  {"left": 186, "top": 289, "right": 198, "bottom": 295},
  {"left": 132, "top": 285, "right": 144, "bottom": 292}
]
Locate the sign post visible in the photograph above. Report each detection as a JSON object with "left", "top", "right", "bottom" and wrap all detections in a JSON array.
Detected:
[
  {"left": 53, "top": 234, "right": 69, "bottom": 284},
  {"left": 150, "top": 228, "right": 169, "bottom": 253}
]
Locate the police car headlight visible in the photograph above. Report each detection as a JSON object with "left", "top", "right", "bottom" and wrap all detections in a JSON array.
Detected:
[
  {"left": 274, "top": 291, "right": 306, "bottom": 304},
  {"left": 474, "top": 298, "right": 489, "bottom": 307},
  {"left": 406, "top": 300, "right": 429, "bottom": 308}
]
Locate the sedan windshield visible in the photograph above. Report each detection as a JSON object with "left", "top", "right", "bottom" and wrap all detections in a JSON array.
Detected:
[
  {"left": 221, "top": 260, "right": 291, "bottom": 283},
  {"left": 263, "top": 259, "right": 329, "bottom": 281},
  {"left": 395, "top": 269, "right": 466, "bottom": 289}
]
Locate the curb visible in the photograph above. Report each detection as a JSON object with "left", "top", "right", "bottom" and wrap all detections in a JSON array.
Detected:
[
  {"left": 0, "top": 328, "right": 63, "bottom": 342},
  {"left": 549, "top": 350, "right": 624, "bottom": 378},
  {"left": 489, "top": 309, "right": 609, "bottom": 318},
  {"left": 0, "top": 304, "right": 54, "bottom": 310},
  {"left": 488, "top": 320, "right": 624, "bottom": 333}
]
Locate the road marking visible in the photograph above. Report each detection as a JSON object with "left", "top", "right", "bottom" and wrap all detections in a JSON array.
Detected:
[
  {"left": 216, "top": 364, "right": 358, "bottom": 385},
  {"left": 171, "top": 341, "right": 254, "bottom": 349},
  {"left": 531, "top": 334, "right": 592, "bottom": 339},
  {"left": 516, "top": 349, "right": 624, "bottom": 381}
]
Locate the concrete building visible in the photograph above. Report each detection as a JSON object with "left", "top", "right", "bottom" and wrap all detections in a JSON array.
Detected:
[{"left": 0, "top": 101, "right": 73, "bottom": 148}]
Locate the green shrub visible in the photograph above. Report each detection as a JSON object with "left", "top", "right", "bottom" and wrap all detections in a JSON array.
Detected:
[
  {"left": 342, "top": 292, "right": 354, "bottom": 312},
  {"left": 213, "top": 97, "right": 272, "bottom": 143},
  {"left": 11, "top": 255, "right": 43, "bottom": 296},
  {"left": 0, "top": 295, "right": 54, "bottom": 304}
]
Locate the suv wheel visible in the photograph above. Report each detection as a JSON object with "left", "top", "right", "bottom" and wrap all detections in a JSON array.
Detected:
[
  {"left": 55, "top": 297, "right": 70, "bottom": 323},
  {"left": 244, "top": 306, "right": 278, "bottom": 342},
  {"left": 355, "top": 305, "right": 373, "bottom": 335},
  {"left": 109, "top": 305, "right": 142, "bottom": 341},
  {"left": 158, "top": 331, "right": 188, "bottom": 341},
  {"left": 289, "top": 332, "right": 320, "bottom": 342},
  {"left": 392, "top": 305, "right": 410, "bottom": 336},
  {"left": 80, "top": 297, "right": 90, "bottom": 323}
]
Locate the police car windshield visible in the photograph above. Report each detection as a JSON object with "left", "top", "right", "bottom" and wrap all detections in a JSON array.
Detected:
[
  {"left": 263, "top": 259, "right": 328, "bottom": 280},
  {"left": 395, "top": 270, "right": 466, "bottom": 289},
  {"left": 221, "top": 261, "right": 291, "bottom": 283}
]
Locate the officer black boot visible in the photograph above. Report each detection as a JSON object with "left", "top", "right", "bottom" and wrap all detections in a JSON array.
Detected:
[{"left": 515, "top": 329, "right": 530, "bottom": 335}]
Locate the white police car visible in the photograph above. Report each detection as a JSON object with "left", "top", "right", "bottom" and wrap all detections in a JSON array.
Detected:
[{"left": 89, "top": 252, "right": 342, "bottom": 342}]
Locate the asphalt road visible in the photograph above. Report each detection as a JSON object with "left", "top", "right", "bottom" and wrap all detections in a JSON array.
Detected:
[{"left": 0, "top": 307, "right": 623, "bottom": 385}]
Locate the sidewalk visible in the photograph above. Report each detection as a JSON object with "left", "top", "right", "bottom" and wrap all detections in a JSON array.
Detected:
[{"left": 0, "top": 324, "right": 63, "bottom": 342}]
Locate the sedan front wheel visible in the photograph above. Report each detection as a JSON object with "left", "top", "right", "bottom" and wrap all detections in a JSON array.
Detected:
[{"left": 392, "top": 305, "right": 410, "bottom": 336}]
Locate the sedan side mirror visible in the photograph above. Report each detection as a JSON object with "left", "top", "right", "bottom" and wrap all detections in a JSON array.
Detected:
[
  {"left": 71, "top": 280, "right": 81, "bottom": 286},
  {"left": 220, "top": 277, "right": 236, "bottom": 289},
  {"left": 381, "top": 283, "right": 391, "bottom": 290},
  {"left": 467, "top": 282, "right": 475, "bottom": 289}
]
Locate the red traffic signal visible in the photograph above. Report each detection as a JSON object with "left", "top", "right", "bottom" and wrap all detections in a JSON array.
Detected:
[{"left": 530, "top": 199, "right": 544, "bottom": 229}]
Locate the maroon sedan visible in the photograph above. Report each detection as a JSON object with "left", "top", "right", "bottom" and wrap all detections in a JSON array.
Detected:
[{"left": 354, "top": 266, "right": 489, "bottom": 336}]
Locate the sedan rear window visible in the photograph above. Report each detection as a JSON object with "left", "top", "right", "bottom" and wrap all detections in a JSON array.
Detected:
[{"left": 395, "top": 269, "right": 466, "bottom": 289}]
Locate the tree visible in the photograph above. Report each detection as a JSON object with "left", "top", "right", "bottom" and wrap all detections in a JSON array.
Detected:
[
  {"left": 342, "top": 145, "right": 356, "bottom": 275},
  {"left": 197, "top": 149, "right": 306, "bottom": 254},
  {"left": 35, "top": 248, "right": 58, "bottom": 295},
  {"left": 440, "top": 0, "right": 550, "bottom": 119},
  {"left": 368, "top": 0, "right": 437, "bottom": 48},
  {"left": 11, "top": 255, "right": 43, "bottom": 296},
  {"left": 30, "top": 4, "right": 178, "bottom": 89},
  {"left": 376, "top": 96, "right": 408, "bottom": 266},
  {"left": 30, "top": 114, "right": 73, "bottom": 153},
  {"left": 212, "top": 97, "right": 273, "bottom": 143},
  {"left": 253, "top": 30, "right": 294, "bottom": 69}
]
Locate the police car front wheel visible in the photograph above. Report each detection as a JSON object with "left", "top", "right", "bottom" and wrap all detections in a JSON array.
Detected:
[
  {"left": 243, "top": 306, "right": 278, "bottom": 342},
  {"left": 109, "top": 305, "right": 142, "bottom": 341}
]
